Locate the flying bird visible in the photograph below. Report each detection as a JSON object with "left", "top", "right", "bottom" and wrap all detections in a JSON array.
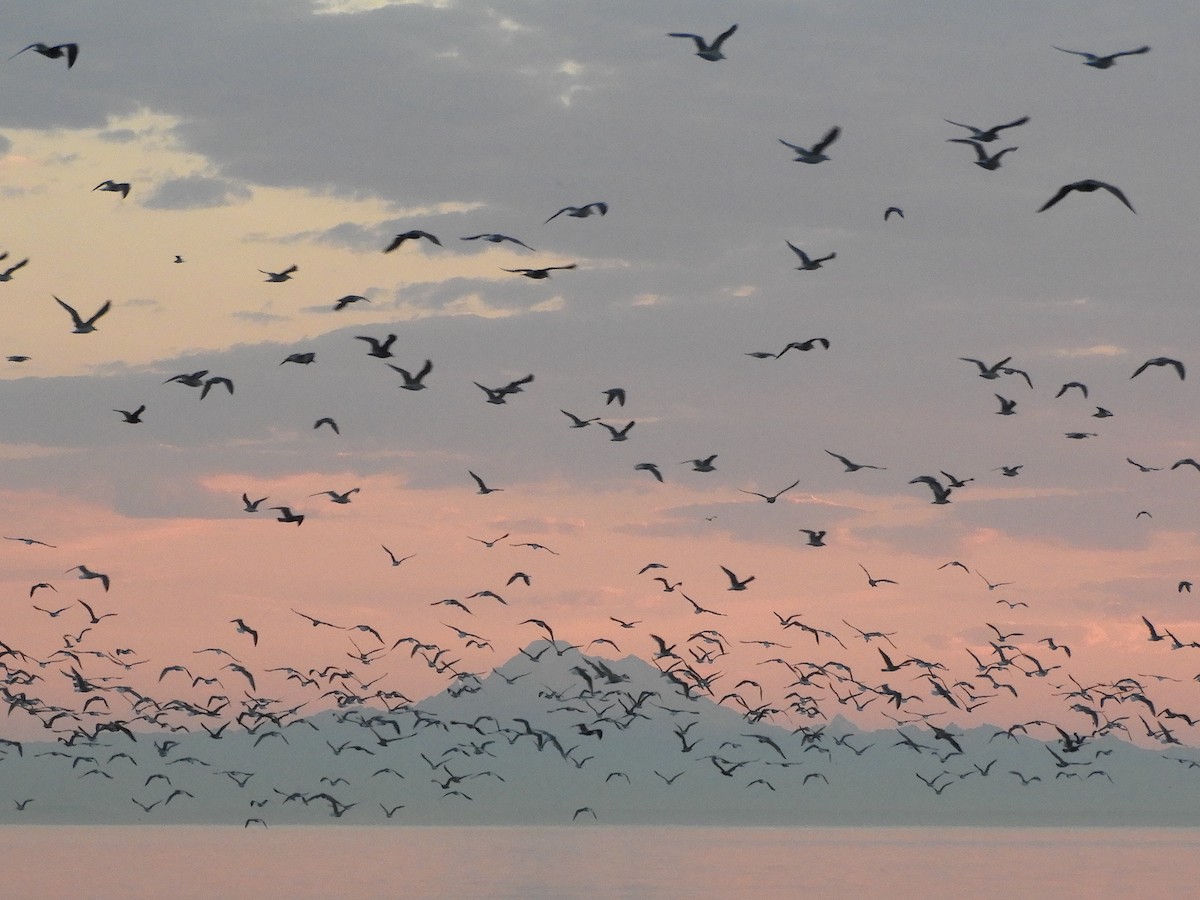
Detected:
[
  {"left": 468, "top": 471, "right": 503, "bottom": 494},
  {"left": 502, "top": 264, "right": 577, "bottom": 279},
  {"left": 720, "top": 566, "right": 755, "bottom": 591},
  {"left": 389, "top": 360, "right": 433, "bottom": 390},
  {"left": 884, "top": 207, "right": 904, "bottom": 221},
  {"left": 544, "top": 203, "right": 607, "bottom": 224},
  {"left": 355, "top": 334, "right": 397, "bottom": 358},
  {"left": 1130, "top": 357, "right": 1184, "bottom": 381},
  {"left": 10, "top": 42, "right": 79, "bottom": 68},
  {"left": 943, "top": 116, "right": 1029, "bottom": 142},
  {"left": 93, "top": 180, "right": 131, "bottom": 199},
  {"left": 333, "top": 294, "right": 368, "bottom": 310},
  {"left": 313, "top": 418, "right": 340, "bottom": 434},
  {"left": 779, "top": 127, "right": 841, "bottom": 164},
  {"left": 67, "top": 565, "right": 110, "bottom": 591},
  {"left": 947, "top": 139, "right": 1017, "bottom": 170},
  {"left": 1052, "top": 44, "right": 1150, "bottom": 68},
  {"left": 0, "top": 257, "right": 30, "bottom": 281},
  {"left": 740, "top": 480, "right": 800, "bottom": 503},
  {"left": 259, "top": 265, "right": 298, "bottom": 282},
  {"left": 54, "top": 296, "right": 111, "bottom": 333},
  {"left": 909, "top": 476, "right": 952, "bottom": 504},
  {"left": 200, "top": 377, "right": 234, "bottom": 399},
  {"left": 231, "top": 618, "right": 259, "bottom": 646},
  {"left": 1037, "top": 180, "right": 1135, "bottom": 213},
  {"left": 634, "top": 463, "right": 664, "bottom": 482},
  {"left": 667, "top": 24, "right": 737, "bottom": 61},
  {"left": 114, "top": 405, "right": 145, "bottom": 424},
  {"left": 785, "top": 242, "right": 835, "bottom": 270},
  {"left": 460, "top": 233, "right": 535, "bottom": 251},
  {"left": 383, "top": 231, "right": 441, "bottom": 252},
  {"left": 281, "top": 352, "right": 315, "bottom": 365},
  {"left": 825, "top": 450, "right": 885, "bottom": 471}
]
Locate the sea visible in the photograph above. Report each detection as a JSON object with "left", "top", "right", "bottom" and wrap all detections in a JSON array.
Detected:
[{"left": 5, "top": 826, "right": 1199, "bottom": 899}]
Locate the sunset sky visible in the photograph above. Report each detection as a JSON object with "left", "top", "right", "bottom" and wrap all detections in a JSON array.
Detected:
[{"left": 1, "top": 1, "right": 1197, "bottom": 745}]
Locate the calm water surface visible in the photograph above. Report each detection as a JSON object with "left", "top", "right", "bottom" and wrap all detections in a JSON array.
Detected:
[{"left": 6, "top": 826, "right": 1198, "bottom": 899}]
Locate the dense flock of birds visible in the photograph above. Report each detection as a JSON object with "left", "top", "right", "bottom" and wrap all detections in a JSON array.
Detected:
[{"left": 1, "top": 25, "right": 1198, "bottom": 826}]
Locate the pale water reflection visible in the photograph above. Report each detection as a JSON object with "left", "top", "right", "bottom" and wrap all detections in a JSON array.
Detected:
[{"left": 6, "top": 826, "right": 1198, "bottom": 899}]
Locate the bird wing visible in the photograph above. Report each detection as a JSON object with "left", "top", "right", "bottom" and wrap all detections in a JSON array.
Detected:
[
  {"left": 54, "top": 296, "right": 84, "bottom": 328},
  {"left": 811, "top": 126, "right": 841, "bottom": 155},
  {"left": 710, "top": 24, "right": 738, "bottom": 49},
  {"left": 1036, "top": 184, "right": 1075, "bottom": 212}
]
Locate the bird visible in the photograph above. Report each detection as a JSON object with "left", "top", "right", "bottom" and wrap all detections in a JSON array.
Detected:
[
  {"left": 785, "top": 242, "right": 835, "bottom": 270},
  {"left": 0, "top": 257, "right": 29, "bottom": 281},
  {"left": 468, "top": 533, "right": 509, "bottom": 548},
  {"left": 1052, "top": 44, "right": 1150, "bottom": 68},
  {"left": 943, "top": 116, "right": 1029, "bottom": 142},
  {"left": 281, "top": 352, "right": 315, "bottom": 365},
  {"left": 740, "top": 480, "right": 800, "bottom": 503},
  {"left": 10, "top": 42, "right": 79, "bottom": 68},
  {"left": 270, "top": 506, "right": 305, "bottom": 525},
  {"left": 333, "top": 294, "right": 368, "bottom": 310},
  {"left": 389, "top": 360, "right": 433, "bottom": 390},
  {"left": 959, "top": 356, "right": 1013, "bottom": 380},
  {"left": 544, "top": 203, "right": 607, "bottom": 224},
  {"left": 382, "top": 546, "right": 415, "bottom": 567},
  {"left": 603, "top": 388, "right": 626, "bottom": 406},
  {"left": 778, "top": 127, "right": 841, "bottom": 164},
  {"left": 799, "top": 529, "right": 826, "bottom": 547},
  {"left": 355, "top": 334, "right": 397, "bottom": 358},
  {"left": 682, "top": 455, "right": 718, "bottom": 472},
  {"left": 313, "top": 418, "right": 340, "bottom": 434},
  {"left": 114, "top": 405, "right": 145, "bottom": 424},
  {"left": 994, "top": 465, "right": 1023, "bottom": 477},
  {"left": 92, "top": 180, "right": 131, "bottom": 199},
  {"left": 561, "top": 410, "right": 600, "bottom": 428},
  {"left": 635, "top": 463, "right": 664, "bottom": 482},
  {"left": 720, "top": 566, "right": 755, "bottom": 591},
  {"left": 5, "top": 536, "right": 56, "bottom": 547},
  {"left": 1055, "top": 382, "right": 1088, "bottom": 398},
  {"left": 1131, "top": 357, "right": 1185, "bottom": 381},
  {"left": 859, "top": 564, "right": 897, "bottom": 587},
  {"left": 231, "top": 619, "right": 259, "bottom": 646},
  {"left": 667, "top": 24, "right": 737, "bottom": 61},
  {"left": 468, "top": 471, "right": 503, "bottom": 494},
  {"left": 502, "top": 264, "right": 577, "bottom": 279},
  {"left": 54, "top": 296, "right": 111, "bottom": 333},
  {"left": 1126, "top": 458, "right": 1161, "bottom": 472},
  {"left": 947, "top": 139, "right": 1017, "bottom": 170},
  {"left": 995, "top": 394, "right": 1017, "bottom": 415},
  {"left": 1037, "top": 180, "right": 1135, "bottom": 213},
  {"left": 598, "top": 421, "right": 635, "bottom": 441},
  {"left": 909, "top": 475, "right": 952, "bottom": 504},
  {"left": 67, "top": 565, "right": 110, "bottom": 591},
  {"left": 241, "top": 493, "right": 267, "bottom": 512},
  {"left": 259, "top": 265, "right": 298, "bottom": 282},
  {"left": 884, "top": 207, "right": 904, "bottom": 221},
  {"left": 826, "top": 450, "right": 885, "bottom": 471},
  {"left": 310, "top": 488, "right": 359, "bottom": 504},
  {"left": 164, "top": 370, "right": 208, "bottom": 387},
  {"left": 383, "top": 230, "right": 441, "bottom": 252},
  {"left": 200, "top": 377, "right": 234, "bottom": 399},
  {"left": 460, "top": 233, "right": 534, "bottom": 251}
]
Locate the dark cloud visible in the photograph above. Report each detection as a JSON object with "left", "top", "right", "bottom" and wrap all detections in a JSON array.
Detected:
[{"left": 142, "top": 174, "right": 252, "bottom": 209}]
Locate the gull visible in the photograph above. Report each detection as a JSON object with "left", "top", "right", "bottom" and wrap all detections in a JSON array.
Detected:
[
  {"left": 507, "top": 571, "right": 531, "bottom": 586},
  {"left": 859, "top": 564, "right": 897, "bottom": 587},
  {"left": 269, "top": 506, "right": 305, "bottom": 525},
  {"left": 92, "top": 179, "right": 132, "bottom": 199},
  {"left": 545, "top": 202, "right": 607, "bottom": 223},
  {"left": 281, "top": 352, "right": 315, "bottom": 365},
  {"left": 1093, "top": 407, "right": 1114, "bottom": 418},
  {"left": 778, "top": 338, "right": 831, "bottom": 355},
  {"left": 977, "top": 571, "right": 1013, "bottom": 591},
  {"left": 383, "top": 230, "right": 441, "bottom": 252},
  {"left": 0, "top": 257, "right": 29, "bottom": 281},
  {"left": 959, "top": 356, "right": 1012, "bottom": 379},
  {"left": 994, "top": 465, "right": 1023, "bottom": 477},
  {"left": 165, "top": 370, "right": 208, "bottom": 387},
  {"left": 682, "top": 593, "right": 726, "bottom": 616},
  {"left": 259, "top": 265, "right": 297, "bottom": 282},
  {"left": 114, "top": 405, "right": 145, "bottom": 424},
  {"left": 939, "top": 560, "right": 968, "bottom": 571},
  {"left": 10, "top": 42, "right": 79, "bottom": 68},
  {"left": 1065, "top": 432, "right": 1097, "bottom": 439},
  {"left": 231, "top": 619, "right": 259, "bottom": 646},
  {"left": 468, "top": 533, "right": 509, "bottom": 548},
  {"left": 667, "top": 24, "right": 737, "bottom": 61},
  {"left": 1172, "top": 459, "right": 1200, "bottom": 472},
  {"left": 603, "top": 388, "right": 626, "bottom": 406},
  {"left": 1037, "top": 180, "right": 1135, "bottom": 213},
  {"left": 634, "top": 462, "right": 663, "bottom": 482},
  {"left": 6, "top": 356, "right": 30, "bottom": 362},
  {"left": 5, "top": 536, "right": 56, "bottom": 547},
  {"left": 382, "top": 546, "right": 415, "bottom": 567},
  {"left": 389, "top": 359, "right": 433, "bottom": 390},
  {"left": 825, "top": 450, "right": 885, "bottom": 471},
  {"left": 598, "top": 421, "right": 635, "bottom": 441},
  {"left": 947, "top": 139, "right": 1017, "bottom": 170},
  {"left": 355, "top": 334, "right": 397, "bottom": 358},
  {"left": 1055, "top": 382, "right": 1088, "bottom": 398},
  {"left": 561, "top": 410, "right": 600, "bottom": 428},
  {"left": 55, "top": 296, "right": 110, "bottom": 333},
  {"left": 313, "top": 417, "right": 340, "bottom": 434},
  {"left": 1181, "top": 582, "right": 1194, "bottom": 593},
  {"left": 30, "top": 582, "right": 57, "bottom": 596},
  {"left": 67, "top": 565, "right": 110, "bottom": 591},
  {"left": 173, "top": 255, "right": 184, "bottom": 263},
  {"left": 1131, "top": 357, "right": 1185, "bottom": 380},
  {"left": 944, "top": 116, "right": 1029, "bottom": 142},
  {"left": 741, "top": 480, "right": 800, "bottom": 503},
  {"left": 78, "top": 598, "right": 115, "bottom": 624},
  {"left": 884, "top": 207, "right": 904, "bottom": 221},
  {"left": 310, "top": 488, "right": 359, "bottom": 504},
  {"left": 779, "top": 127, "right": 841, "bottom": 164},
  {"left": 799, "top": 529, "right": 826, "bottom": 547},
  {"left": 940, "top": 471, "right": 974, "bottom": 488},
  {"left": 682, "top": 455, "right": 718, "bottom": 472},
  {"left": 1126, "top": 458, "right": 1161, "bottom": 472},
  {"left": 333, "top": 294, "right": 368, "bottom": 310},
  {"left": 909, "top": 476, "right": 952, "bottom": 504},
  {"left": 461, "top": 233, "right": 535, "bottom": 251},
  {"left": 242, "top": 493, "right": 267, "bottom": 512},
  {"left": 995, "top": 394, "right": 1017, "bottom": 415},
  {"left": 200, "top": 376, "right": 234, "bottom": 399},
  {"left": 720, "top": 566, "right": 755, "bottom": 591},
  {"left": 785, "top": 241, "right": 835, "bottom": 270},
  {"left": 503, "top": 264, "right": 576, "bottom": 279},
  {"left": 468, "top": 471, "right": 503, "bottom": 494},
  {"left": 1052, "top": 44, "right": 1150, "bottom": 68}
]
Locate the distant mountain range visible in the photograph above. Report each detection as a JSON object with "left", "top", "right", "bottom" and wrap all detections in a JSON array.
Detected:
[{"left": 0, "top": 642, "right": 1196, "bottom": 825}]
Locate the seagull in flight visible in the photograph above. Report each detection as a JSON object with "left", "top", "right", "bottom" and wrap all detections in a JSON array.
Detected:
[
  {"left": 1037, "top": 180, "right": 1135, "bottom": 213},
  {"left": 333, "top": 294, "right": 368, "bottom": 310},
  {"left": 355, "top": 334, "right": 397, "bottom": 358},
  {"left": 720, "top": 566, "right": 755, "bottom": 591},
  {"left": 383, "top": 230, "right": 441, "bottom": 253},
  {"left": 10, "top": 42, "right": 79, "bottom": 68},
  {"left": 859, "top": 564, "right": 897, "bottom": 587},
  {"left": 469, "top": 471, "right": 503, "bottom": 494},
  {"left": 634, "top": 462, "right": 664, "bottom": 482},
  {"left": 785, "top": 242, "right": 835, "bottom": 270},
  {"left": 460, "top": 233, "right": 535, "bottom": 251},
  {"left": 382, "top": 546, "right": 415, "bottom": 567},
  {"left": 259, "top": 265, "right": 298, "bottom": 282},
  {"left": 1052, "top": 44, "right": 1150, "bottom": 68},
  {"left": 799, "top": 529, "right": 826, "bottom": 547},
  {"left": 667, "top": 24, "right": 737, "bottom": 61},
  {"left": 943, "top": 116, "right": 1029, "bottom": 142},
  {"left": 200, "top": 377, "right": 234, "bottom": 399},
  {"left": 884, "top": 207, "right": 904, "bottom": 221},
  {"left": 779, "top": 127, "right": 841, "bottom": 164},
  {"left": 1131, "top": 357, "right": 1185, "bottom": 381},
  {"left": 598, "top": 421, "right": 635, "bottom": 441},
  {"left": 502, "top": 264, "right": 577, "bottom": 279},
  {"left": 310, "top": 488, "right": 359, "bottom": 504},
  {"left": 389, "top": 359, "right": 433, "bottom": 390},
  {"left": 93, "top": 180, "right": 131, "bottom": 199},
  {"left": 740, "top": 480, "right": 800, "bottom": 503},
  {"left": 544, "top": 203, "right": 607, "bottom": 224},
  {"left": 55, "top": 296, "right": 111, "bottom": 333},
  {"left": 114, "top": 405, "right": 145, "bottom": 424},
  {"left": 242, "top": 493, "right": 268, "bottom": 512},
  {"left": 0, "top": 256, "right": 30, "bottom": 281},
  {"left": 4, "top": 536, "right": 56, "bottom": 548},
  {"left": 561, "top": 410, "right": 600, "bottom": 428},
  {"left": 909, "top": 475, "right": 952, "bottom": 504},
  {"left": 947, "top": 139, "right": 1017, "bottom": 170},
  {"left": 67, "top": 565, "right": 110, "bottom": 591},
  {"left": 825, "top": 450, "right": 885, "bottom": 471}
]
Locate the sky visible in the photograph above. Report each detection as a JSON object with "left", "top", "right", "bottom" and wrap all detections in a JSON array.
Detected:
[{"left": 1, "top": 0, "right": 1198, "bottom": 763}]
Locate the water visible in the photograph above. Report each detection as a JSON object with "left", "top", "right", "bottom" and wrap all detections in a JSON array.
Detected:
[{"left": 6, "top": 826, "right": 1199, "bottom": 899}]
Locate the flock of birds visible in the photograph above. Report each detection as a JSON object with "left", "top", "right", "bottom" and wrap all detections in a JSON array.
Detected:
[{"left": 1, "top": 22, "right": 1198, "bottom": 826}]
